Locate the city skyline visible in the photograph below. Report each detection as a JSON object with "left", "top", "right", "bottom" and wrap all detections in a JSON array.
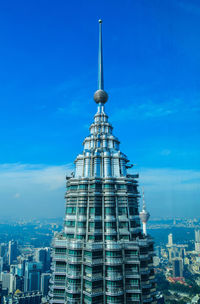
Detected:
[
  {"left": 1, "top": 216, "right": 200, "bottom": 303},
  {"left": 0, "top": 0, "right": 200, "bottom": 218}
]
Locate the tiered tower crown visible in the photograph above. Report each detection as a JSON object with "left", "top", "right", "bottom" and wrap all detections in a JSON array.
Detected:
[
  {"left": 75, "top": 20, "right": 129, "bottom": 180},
  {"left": 74, "top": 104, "right": 129, "bottom": 178}
]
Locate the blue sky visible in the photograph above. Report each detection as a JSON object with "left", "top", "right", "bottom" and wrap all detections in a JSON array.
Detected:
[{"left": 0, "top": 0, "right": 200, "bottom": 218}]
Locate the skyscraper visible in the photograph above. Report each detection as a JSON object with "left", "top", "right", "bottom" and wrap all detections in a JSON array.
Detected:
[
  {"left": 172, "top": 258, "right": 183, "bottom": 278},
  {"left": 49, "top": 20, "right": 156, "bottom": 304},
  {"left": 13, "top": 275, "right": 24, "bottom": 292},
  {"left": 0, "top": 243, "right": 6, "bottom": 258},
  {"left": 24, "top": 262, "right": 42, "bottom": 292},
  {"left": 8, "top": 241, "right": 18, "bottom": 265},
  {"left": 195, "top": 230, "right": 200, "bottom": 253},
  {"left": 41, "top": 273, "right": 51, "bottom": 297},
  {"left": 0, "top": 257, "right": 3, "bottom": 273},
  {"left": 1, "top": 272, "right": 14, "bottom": 293},
  {"left": 168, "top": 233, "right": 173, "bottom": 247},
  {"left": 35, "top": 248, "right": 51, "bottom": 272}
]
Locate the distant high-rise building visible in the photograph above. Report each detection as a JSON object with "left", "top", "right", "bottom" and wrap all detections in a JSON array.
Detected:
[
  {"left": 0, "top": 257, "right": 3, "bottom": 273},
  {"left": 49, "top": 20, "right": 156, "bottom": 304},
  {"left": 1, "top": 272, "right": 14, "bottom": 293},
  {"left": 16, "top": 263, "right": 25, "bottom": 277},
  {"left": 155, "top": 246, "right": 161, "bottom": 258},
  {"left": 195, "top": 230, "right": 200, "bottom": 253},
  {"left": 180, "top": 248, "right": 185, "bottom": 260},
  {"left": 16, "top": 257, "right": 30, "bottom": 277},
  {"left": 8, "top": 241, "right": 18, "bottom": 265},
  {"left": 0, "top": 244, "right": 6, "bottom": 258},
  {"left": 13, "top": 275, "right": 24, "bottom": 292},
  {"left": 0, "top": 280, "right": 2, "bottom": 302},
  {"left": 34, "top": 248, "right": 50, "bottom": 272},
  {"left": 0, "top": 281, "right": 8, "bottom": 303},
  {"left": 0, "top": 283, "right": 8, "bottom": 300},
  {"left": 24, "top": 262, "right": 42, "bottom": 292},
  {"left": 167, "top": 233, "right": 174, "bottom": 262},
  {"left": 168, "top": 233, "right": 173, "bottom": 247},
  {"left": 10, "top": 264, "right": 19, "bottom": 275},
  {"left": 153, "top": 256, "right": 160, "bottom": 267},
  {"left": 172, "top": 258, "right": 183, "bottom": 277},
  {"left": 40, "top": 273, "right": 50, "bottom": 296}
]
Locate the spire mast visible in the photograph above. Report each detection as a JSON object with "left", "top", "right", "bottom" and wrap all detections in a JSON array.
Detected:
[
  {"left": 142, "top": 187, "right": 146, "bottom": 211},
  {"left": 94, "top": 19, "right": 108, "bottom": 105},
  {"left": 98, "top": 19, "right": 104, "bottom": 90}
]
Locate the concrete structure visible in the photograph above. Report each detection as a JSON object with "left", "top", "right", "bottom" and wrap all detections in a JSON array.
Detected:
[{"left": 49, "top": 20, "right": 156, "bottom": 304}]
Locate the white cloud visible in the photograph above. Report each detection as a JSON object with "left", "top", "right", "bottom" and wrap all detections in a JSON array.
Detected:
[
  {"left": 138, "top": 167, "right": 200, "bottom": 190},
  {"left": 0, "top": 163, "right": 199, "bottom": 219},
  {"left": 57, "top": 100, "right": 85, "bottom": 115},
  {"left": 160, "top": 149, "right": 171, "bottom": 156},
  {"left": 110, "top": 99, "right": 179, "bottom": 122},
  {"left": 13, "top": 193, "right": 20, "bottom": 199},
  {"left": 110, "top": 97, "right": 200, "bottom": 122},
  {"left": 0, "top": 163, "right": 72, "bottom": 190},
  {"left": 136, "top": 167, "right": 200, "bottom": 217},
  {"left": 178, "top": 1, "right": 200, "bottom": 16},
  {"left": 0, "top": 163, "right": 73, "bottom": 218}
]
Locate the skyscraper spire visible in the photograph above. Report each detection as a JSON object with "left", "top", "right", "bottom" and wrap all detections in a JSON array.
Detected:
[
  {"left": 98, "top": 19, "right": 104, "bottom": 90},
  {"left": 94, "top": 19, "right": 108, "bottom": 104},
  {"left": 142, "top": 187, "right": 146, "bottom": 210}
]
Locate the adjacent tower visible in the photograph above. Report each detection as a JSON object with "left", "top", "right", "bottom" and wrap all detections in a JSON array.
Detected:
[
  {"left": 49, "top": 20, "right": 156, "bottom": 304},
  {"left": 139, "top": 189, "right": 150, "bottom": 236}
]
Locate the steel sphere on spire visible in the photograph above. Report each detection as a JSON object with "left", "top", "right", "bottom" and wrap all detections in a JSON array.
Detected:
[{"left": 94, "top": 19, "right": 108, "bottom": 104}]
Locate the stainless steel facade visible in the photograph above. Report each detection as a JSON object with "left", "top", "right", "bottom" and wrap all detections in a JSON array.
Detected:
[{"left": 49, "top": 20, "right": 156, "bottom": 304}]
